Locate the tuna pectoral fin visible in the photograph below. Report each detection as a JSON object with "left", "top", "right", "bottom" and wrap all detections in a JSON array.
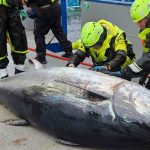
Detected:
[
  {"left": 28, "top": 58, "right": 43, "bottom": 69},
  {"left": 54, "top": 138, "right": 79, "bottom": 146},
  {"left": 0, "top": 119, "right": 29, "bottom": 126}
]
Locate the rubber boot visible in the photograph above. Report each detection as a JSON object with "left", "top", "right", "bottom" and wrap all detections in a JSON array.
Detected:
[
  {"left": 62, "top": 52, "right": 73, "bottom": 58},
  {"left": 15, "top": 65, "right": 25, "bottom": 74},
  {"left": 0, "top": 68, "right": 8, "bottom": 79}
]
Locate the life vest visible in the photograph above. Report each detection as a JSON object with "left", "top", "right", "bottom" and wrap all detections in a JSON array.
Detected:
[
  {"left": 72, "top": 20, "right": 134, "bottom": 68},
  {"left": 89, "top": 20, "right": 130, "bottom": 66},
  {"left": 0, "top": 0, "right": 10, "bottom": 6},
  {"left": 138, "top": 28, "right": 150, "bottom": 53}
]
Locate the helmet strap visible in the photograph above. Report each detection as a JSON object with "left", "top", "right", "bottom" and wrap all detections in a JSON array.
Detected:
[
  {"left": 96, "top": 27, "right": 107, "bottom": 47},
  {"left": 145, "top": 13, "right": 150, "bottom": 27}
]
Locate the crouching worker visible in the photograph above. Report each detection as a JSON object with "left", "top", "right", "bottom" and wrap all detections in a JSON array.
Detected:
[
  {"left": 66, "top": 20, "right": 135, "bottom": 77},
  {"left": 0, "top": 0, "right": 28, "bottom": 79},
  {"left": 101, "top": 0, "right": 150, "bottom": 90}
]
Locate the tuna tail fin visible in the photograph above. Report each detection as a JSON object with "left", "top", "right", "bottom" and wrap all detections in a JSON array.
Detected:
[{"left": 28, "top": 58, "right": 43, "bottom": 69}]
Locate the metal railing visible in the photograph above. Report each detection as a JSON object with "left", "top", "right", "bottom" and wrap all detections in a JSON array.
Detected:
[{"left": 86, "top": 0, "right": 134, "bottom": 5}]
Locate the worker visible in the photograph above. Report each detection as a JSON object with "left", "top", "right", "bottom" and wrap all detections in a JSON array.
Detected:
[
  {"left": 67, "top": 19, "right": 135, "bottom": 76},
  {"left": 100, "top": 0, "right": 150, "bottom": 90},
  {"left": 0, "top": 0, "right": 28, "bottom": 79},
  {"left": 25, "top": 0, "right": 73, "bottom": 64}
]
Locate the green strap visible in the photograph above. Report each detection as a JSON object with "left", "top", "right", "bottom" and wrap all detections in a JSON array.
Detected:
[
  {"left": 138, "top": 28, "right": 150, "bottom": 39},
  {"left": 138, "top": 28, "right": 150, "bottom": 53}
]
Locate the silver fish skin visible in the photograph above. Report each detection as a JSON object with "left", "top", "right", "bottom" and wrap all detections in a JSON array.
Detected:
[{"left": 0, "top": 67, "right": 149, "bottom": 147}]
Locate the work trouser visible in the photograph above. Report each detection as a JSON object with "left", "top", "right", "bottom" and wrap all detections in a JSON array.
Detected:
[
  {"left": 33, "top": 2, "right": 72, "bottom": 58},
  {"left": 0, "top": 5, "right": 28, "bottom": 69}
]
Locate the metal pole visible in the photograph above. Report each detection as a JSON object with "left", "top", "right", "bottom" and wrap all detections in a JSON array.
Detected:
[{"left": 61, "top": 0, "right": 68, "bottom": 34}]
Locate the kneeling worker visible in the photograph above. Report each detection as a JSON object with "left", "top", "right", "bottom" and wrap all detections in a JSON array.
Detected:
[{"left": 67, "top": 20, "right": 135, "bottom": 76}]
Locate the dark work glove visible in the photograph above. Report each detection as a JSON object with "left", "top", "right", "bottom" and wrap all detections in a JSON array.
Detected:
[
  {"left": 139, "top": 76, "right": 147, "bottom": 86},
  {"left": 91, "top": 66, "right": 107, "bottom": 72},
  {"left": 145, "top": 78, "right": 150, "bottom": 90}
]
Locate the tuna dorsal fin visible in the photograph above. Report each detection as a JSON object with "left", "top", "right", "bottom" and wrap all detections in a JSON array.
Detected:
[
  {"left": 54, "top": 138, "right": 79, "bottom": 146},
  {"left": 0, "top": 119, "right": 29, "bottom": 126}
]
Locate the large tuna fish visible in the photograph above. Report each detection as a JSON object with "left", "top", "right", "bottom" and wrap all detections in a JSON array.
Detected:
[{"left": 0, "top": 67, "right": 150, "bottom": 147}]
